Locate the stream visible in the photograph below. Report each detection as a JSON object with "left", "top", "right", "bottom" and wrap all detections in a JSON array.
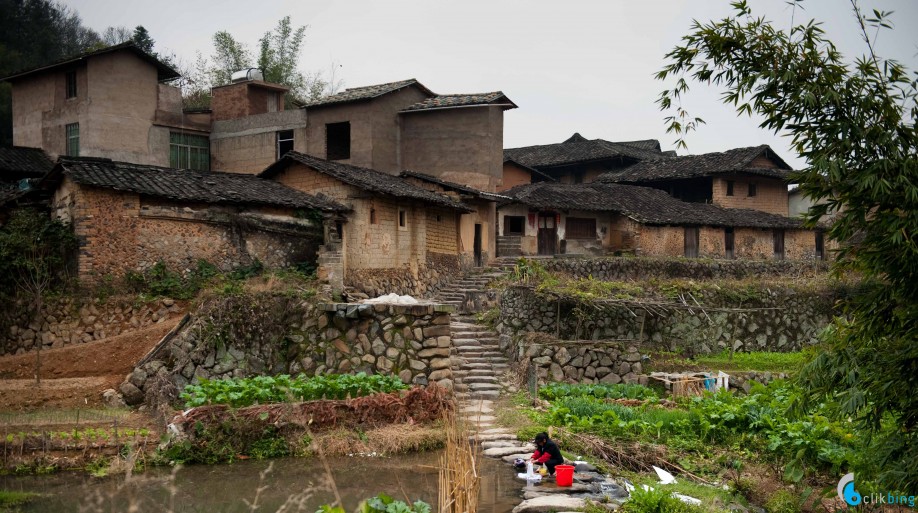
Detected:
[{"left": 0, "top": 451, "right": 520, "bottom": 513}]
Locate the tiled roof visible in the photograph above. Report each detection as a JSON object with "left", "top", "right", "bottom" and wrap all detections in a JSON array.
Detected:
[
  {"left": 304, "top": 79, "right": 434, "bottom": 108},
  {"left": 401, "top": 92, "right": 517, "bottom": 112},
  {"left": 398, "top": 171, "right": 509, "bottom": 201},
  {"left": 503, "top": 133, "right": 669, "bottom": 169},
  {"left": 46, "top": 157, "right": 347, "bottom": 211},
  {"left": 1, "top": 42, "right": 180, "bottom": 82},
  {"left": 502, "top": 158, "right": 557, "bottom": 182},
  {"left": 598, "top": 145, "right": 792, "bottom": 183},
  {"left": 261, "top": 152, "right": 473, "bottom": 212},
  {"left": 0, "top": 146, "right": 54, "bottom": 179},
  {"left": 501, "top": 182, "right": 804, "bottom": 229}
]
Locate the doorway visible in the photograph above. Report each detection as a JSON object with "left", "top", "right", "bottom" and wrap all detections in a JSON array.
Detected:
[
  {"left": 473, "top": 224, "right": 482, "bottom": 267},
  {"left": 724, "top": 227, "right": 735, "bottom": 259},
  {"left": 537, "top": 213, "right": 557, "bottom": 255}
]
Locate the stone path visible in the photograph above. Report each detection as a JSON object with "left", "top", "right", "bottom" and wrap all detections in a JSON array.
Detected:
[{"left": 433, "top": 264, "right": 634, "bottom": 513}]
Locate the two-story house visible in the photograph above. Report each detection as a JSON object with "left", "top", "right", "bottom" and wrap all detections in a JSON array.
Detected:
[{"left": 3, "top": 42, "right": 211, "bottom": 169}]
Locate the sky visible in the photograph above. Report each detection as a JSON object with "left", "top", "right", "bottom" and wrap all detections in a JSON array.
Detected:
[{"left": 65, "top": 0, "right": 918, "bottom": 169}]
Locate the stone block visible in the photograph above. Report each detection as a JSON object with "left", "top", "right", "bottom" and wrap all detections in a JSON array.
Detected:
[{"left": 422, "top": 325, "right": 450, "bottom": 338}]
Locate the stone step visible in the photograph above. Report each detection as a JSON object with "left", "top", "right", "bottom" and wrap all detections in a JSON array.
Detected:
[{"left": 457, "top": 375, "right": 500, "bottom": 384}]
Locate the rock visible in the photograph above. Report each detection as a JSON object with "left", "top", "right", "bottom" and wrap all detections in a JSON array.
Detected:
[
  {"left": 600, "top": 373, "right": 622, "bottom": 384},
  {"left": 549, "top": 363, "right": 564, "bottom": 382},
  {"left": 398, "top": 369, "right": 413, "bottom": 383},
  {"left": 102, "top": 389, "right": 126, "bottom": 408},
  {"left": 162, "top": 298, "right": 175, "bottom": 307},
  {"left": 483, "top": 445, "right": 535, "bottom": 457},
  {"left": 128, "top": 369, "right": 148, "bottom": 388},
  {"left": 119, "top": 382, "right": 144, "bottom": 406},
  {"left": 429, "top": 358, "right": 450, "bottom": 370},
  {"left": 512, "top": 495, "right": 586, "bottom": 513},
  {"left": 428, "top": 369, "right": 451, "bottom": 381}
]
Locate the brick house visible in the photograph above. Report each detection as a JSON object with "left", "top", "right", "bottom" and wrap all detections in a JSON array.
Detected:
[
  {"left": 503, "top": 133, "right": 672, "bottom": 185},
  {"left": 0, "top": 146, "right": 54, "bottom": 214},
  {"left": 36, "top": 157, "right": 346, "bottom": 281},
  {"left": 597, "top": 145, "right": 793, "bottom": 216},
  {"left": 260, "top": 152, "right": 475, "bottom": 296},
  {"left": 497, "top": 181, "right": 827, "bottom": 261},
  {"left": 2, "top": 42, "right": 211, "bottom": 169}
]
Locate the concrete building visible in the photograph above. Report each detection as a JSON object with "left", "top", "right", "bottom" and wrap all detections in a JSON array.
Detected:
[{"left": 3, "top": 42, "right": 211, "bottom": 169}]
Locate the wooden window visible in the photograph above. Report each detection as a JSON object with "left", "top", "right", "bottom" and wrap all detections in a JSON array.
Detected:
[
  {"left": 773, "top": 229, "right": 785, "bottom": 259},
  {"left": 565, "top": 217, "right": 597, "bottom": 239},
  {"left": 748, "top": 183, "right": 757, "bottom": 197},
  {"left": 724, "top": 227, "right": 735, "bottom": 259},
  {"left": 398, "top": 208, "right": 407, "bottom": 230},
  {"left": 169, "top": 132, "right": 210, "bottom": 171},
  {"left": 815, "top": 230, "right": 825, "bottom": 260},
  {"left": 276, "top": 130, "right": 294, "bottom": 159},
  {"left": 65, "top": 71, "right": 77, "bottom": 99},
  {"left": 684, "top": 226, "right": 699, "bottom": 258},
  {"left": 65, "top": 123, "right": 79, "bottom": 156},
  {"left": 504, "top": 216, "right": 524, "bottom": 236},
  {"left": 326, "top": 122, "right": 350, "bottom": 160},
  {"left": 370, "top": 208, "right": 377, "bottom": 225},
  {"left": 538, "top": 215, "right": 555, "bottom": 229},
  {"left": 726, "top": 180, "right": 734, "bottom": 196}
]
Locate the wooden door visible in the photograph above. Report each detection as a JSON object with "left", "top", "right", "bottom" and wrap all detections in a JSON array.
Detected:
[
  {"left": 473, "top": 224, "right": 483, "bottom": 267},
  {"left": 684, "top": 226, "right": 699, "bottom": 258},
  {"left": 773, "top": 229, "right": 785, "bottom": 260},
  {"left": 537, "top": 213, "right": 557, "bottom": 255},
  {"left": 724, "top": 227, "right": 735, "bottom": 259}
]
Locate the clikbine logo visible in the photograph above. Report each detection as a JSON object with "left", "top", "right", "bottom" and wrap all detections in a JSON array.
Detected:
[
  {"left": 838, "top": 473, "right": 917, "bottom": 508},
  {"left": 838, "top": 473, "right": 861, "bottom": 506}
]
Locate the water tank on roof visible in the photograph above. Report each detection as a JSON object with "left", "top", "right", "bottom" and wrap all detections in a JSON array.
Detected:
[{"left": 231, "top": 68, "right": 264, "bottom": 83}]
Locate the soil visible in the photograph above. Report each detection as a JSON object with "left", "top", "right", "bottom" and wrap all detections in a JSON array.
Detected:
[{"left": 0, "top": 316, "right": 181, "bottom": 413}]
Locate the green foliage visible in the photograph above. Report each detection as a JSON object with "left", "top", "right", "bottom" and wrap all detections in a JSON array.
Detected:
[
  {"left": 248, "top": 430, "right": 289, "bottom": 460},
  {"left": 654, "top": 350, "right": 806, "bottom": 373},
  {"left": 764, "top": 490, "right": 800, "bottom": 513},
  {"left": 539, "top": 383, "right": 659, "bottom": 401},
  {"left": 622, "top": 486, "right": 704, "bottom": 513},
  {"left": 180, "top": 373, "right": 408, "bottom": 408},
  {"left": 658, "top": 1, "right": 918, "bottom": 490},
  {"left": 0, "top": 208, "right": 77, "bottom": 301},
  {"left": 0, "top": 490, "right": 39, "bottom": 509},
  {"left": 359, "top": 494, "right": 431, "bottom": 513}
]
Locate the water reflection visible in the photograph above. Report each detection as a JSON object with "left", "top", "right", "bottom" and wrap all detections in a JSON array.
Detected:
[{"left": 1, "top": 452, "right": 520, "bottom": 513}]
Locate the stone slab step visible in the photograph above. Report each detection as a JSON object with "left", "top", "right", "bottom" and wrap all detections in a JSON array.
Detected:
[
  {"left": 473, "top": 433, "right": 519, "bottom": 442},
  {"left": 482, "top": 445, "right": 535, "bottom": 457}
]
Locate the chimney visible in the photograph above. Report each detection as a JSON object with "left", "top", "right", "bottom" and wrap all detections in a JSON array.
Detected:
[{"left": 210, "top": 69, "right": 289, "bottom": 122}]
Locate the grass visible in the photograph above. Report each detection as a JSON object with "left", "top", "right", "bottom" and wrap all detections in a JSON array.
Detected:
[
  {"left": 626, "top": 474, "right": 747, "bottom": 513},
  {"left": 0, "top": 490, "right": 39, "bottom": 510},
  {"left": 649, "top": 350, "right": 806, "bottom": 373}
]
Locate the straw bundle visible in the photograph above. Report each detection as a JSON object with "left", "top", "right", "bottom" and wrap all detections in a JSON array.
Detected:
[{"left": 438, "top": 410, "right": 480, "bottom": 513}]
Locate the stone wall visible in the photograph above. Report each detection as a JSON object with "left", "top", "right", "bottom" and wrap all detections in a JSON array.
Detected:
[
  {"left": 121, "top": 293, "right": 454, "bottom": 406},
  {"left": 346, "top": 252, "right": 462, "bottom": 298},
  {"left": 497, "top": 285, "right": 836, "bottom": 354},
  {"left": 501, "top": 332, "right": 646, "bottom": 386},
  {"left": 536, "top": 256, "right": 829, "bottom": 280},
  {"left": 2, "top": 296, "right": 184, "bottom": 355}
]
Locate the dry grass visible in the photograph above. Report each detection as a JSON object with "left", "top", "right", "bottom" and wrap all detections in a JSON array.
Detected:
[
  {"left": 312, "top": 423, "right": 446, "bottom": 457},
  {"left": 438, "top": 411, "right": 480, "bottom": 513}
]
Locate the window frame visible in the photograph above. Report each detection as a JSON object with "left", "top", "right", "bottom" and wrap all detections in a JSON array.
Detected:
[
  {"left": 276, "top": 130, "right": 294, "bottom": 159},
  {"left": 748, "top": 182, "right": 757, "bottom": 197},
  {"left": 65, "top": 70, "right": 77, "bottom": 99},
  {"left": 169, "top": 132, "right": 210, "bottom": 171},
  {"left": 726, "top": 180, "right": 734, "bottom": 196},
  {"left": 326, "top": 121, "right": 351, "bottom": 160},
  {"left": 398, "top": 208, "right": 407, "bottom": 230},
  {"left": 504, "top": 216, "right": 525, "bottom": 236},
  {"left": 65, "top": 123, "right": 79, "bottom": 156},
  {"left": 565, "top": 217, "right": 597, "bottom": 239}
]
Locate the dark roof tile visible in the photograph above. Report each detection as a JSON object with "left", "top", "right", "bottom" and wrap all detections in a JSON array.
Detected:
[
  {"left": 261, "top": 152, "right": 473, "bottom": 212},
  {"left": 401, "top": 92, "right": 516, "bottom": 112},
  {"left": 46, "top": 157, "right": 347, "bottom": 211},
  {"left": 398, "top": 171, "right": 508, "bottom": 201},
  {"left": 0, "top": 146, "right": 54, "bottom": 179},
  {"left": 598, "top": 145, "right": 792, "bottom": 183},
  {"left": 501, "top": 182, "right": 803, "bottom": 229},
  {"left": 2, "top": 42, "right": 180, "bottom": 82},
  {"left": 304, "top": 79, "right": 434, "bottom": 108},
  {"left": 504, "top": 134, "right": 669, "bottom": 169}
]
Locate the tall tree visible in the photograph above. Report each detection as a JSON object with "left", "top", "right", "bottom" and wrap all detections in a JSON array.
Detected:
[
  {"left": 131, "top": 25, "right": 155, "bottom": 53},
  {"left": 0, "top": 0, "right": 101, "bottom": 146},
  {"left": 209, "top": 30, "right": 252, "bottom": 87},
  {"left": 101, "top": 25, "right": 132, "bottom": 45},
  {"left": 657, "top": 1, "right": 917, "bottom": 490}
]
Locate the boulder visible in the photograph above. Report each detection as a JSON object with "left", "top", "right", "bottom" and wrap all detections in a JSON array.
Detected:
[
  {"left": 119, "top": 382, "right": 145, "bottom": 406},
  {"left": 102, "top": 389, "right": 126, "bottom": 408},
  {"left": 512, "top": 495, "right": 586, "bottom": 513}
]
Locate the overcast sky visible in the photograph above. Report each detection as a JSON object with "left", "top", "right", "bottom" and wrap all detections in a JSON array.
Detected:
[{"left": 65, "top": 0, "right": 918, "bottom": 169}]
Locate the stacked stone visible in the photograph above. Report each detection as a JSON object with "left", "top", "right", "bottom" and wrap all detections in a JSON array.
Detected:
[
  {"left": 518, "top": 339, "right": 647, "bottom": 386},
  {"left": 540, "top": 256, "right": 829, "bottom": 281},
  {"left": 3, "top": 297, "right": 182, "bottom": 355}
]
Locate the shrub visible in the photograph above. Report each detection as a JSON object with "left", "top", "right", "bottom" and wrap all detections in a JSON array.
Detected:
[
  {"left": 622, "top": 486, "right": 704, "bottom": 513},
  {"left": 539, "top": 383, "right": 658, "bottom": 402}
]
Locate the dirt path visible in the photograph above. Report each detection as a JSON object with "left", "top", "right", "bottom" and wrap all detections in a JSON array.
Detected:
[{"left": 0, "top": 316, "right": 181, "bottom": 412}]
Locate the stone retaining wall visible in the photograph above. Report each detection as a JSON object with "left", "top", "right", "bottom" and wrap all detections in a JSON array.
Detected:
[
  {"left": 537, "top": 256, "right": 829, "bottom": 280},
  {"left": 2, "top": 296, "right": 184, "bottom": 356},
  {"left": 121, "top": 293, "right": 454, "bottom": 407},
  {"left": 497, "top": 285, "right": 835, "bottom": 354}
]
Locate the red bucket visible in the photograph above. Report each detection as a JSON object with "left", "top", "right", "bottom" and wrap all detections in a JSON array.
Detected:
[{"left": 555, "top": 464, "right": 575, "bottom": 487}]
